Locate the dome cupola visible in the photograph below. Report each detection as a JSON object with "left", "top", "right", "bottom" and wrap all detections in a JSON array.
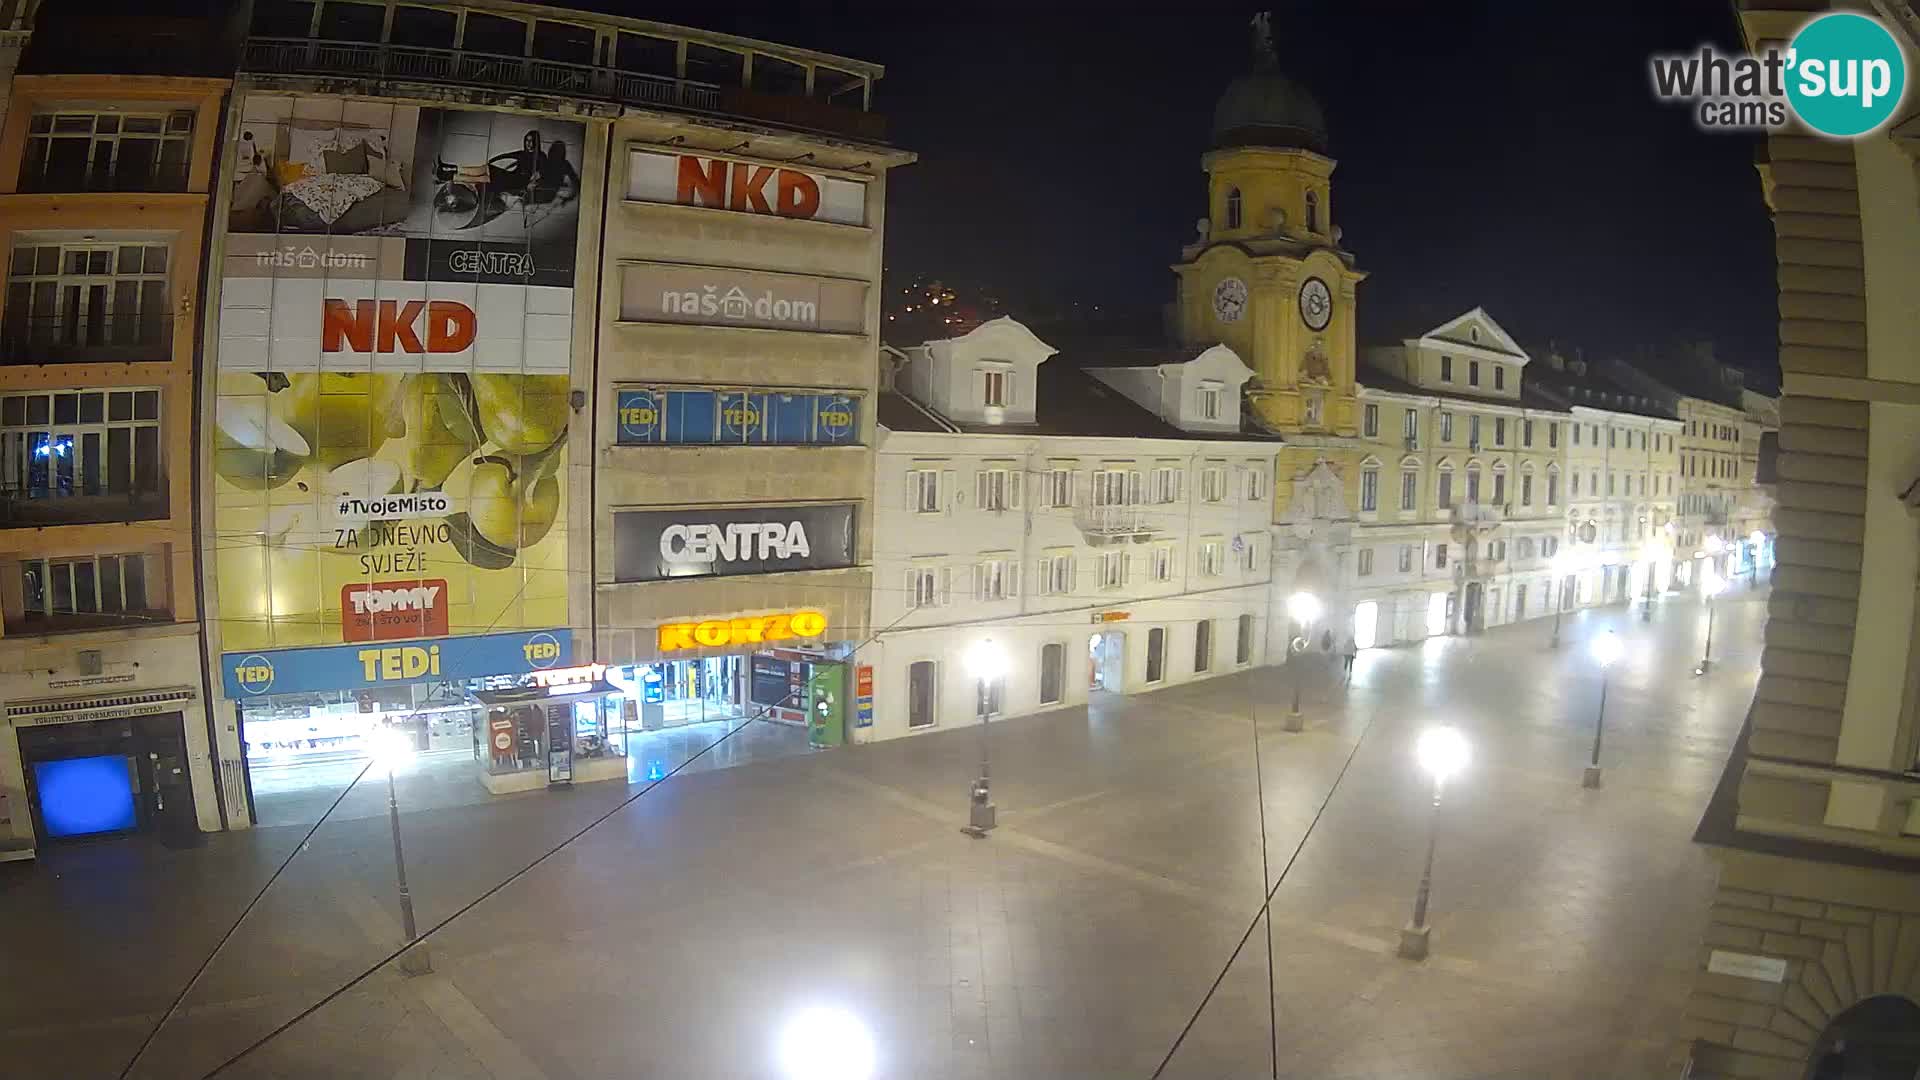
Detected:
[{"left": 1211, "top": 12, "right": 1328, "bottom": 154}]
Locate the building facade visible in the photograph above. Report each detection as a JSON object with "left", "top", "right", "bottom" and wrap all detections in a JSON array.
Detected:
[
  {"left": 1680, "top": 4, "right": 1920, "bottom": 1076},
  {"left": 182, "top": 0, "right": 902, "bottom": 829},
  {"left": 861, "top": 319, "right": 1275, "bottom": 741},
  {"left": 0, "top": 8, "right": 232, "bottom": 854}
]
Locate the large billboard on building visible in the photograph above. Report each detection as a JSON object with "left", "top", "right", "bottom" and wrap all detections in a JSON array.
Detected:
[
  {"left": 618, "top": 262, "right": 867, "bottom": 334},
  {"left": 213, "top": 95, "right": 583, "bottom": 653},
  {"left": 626, "top": 149, "right": 868, "bottom": 226}
]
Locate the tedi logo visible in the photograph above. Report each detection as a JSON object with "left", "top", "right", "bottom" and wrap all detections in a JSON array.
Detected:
[{"left": 1651, "top": 13, "right": 1907, "bottom": 137}]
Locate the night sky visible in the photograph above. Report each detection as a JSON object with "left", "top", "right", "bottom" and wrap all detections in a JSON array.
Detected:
[{"left": 689, "top": 2, "right": 1779, "bottom": 380}]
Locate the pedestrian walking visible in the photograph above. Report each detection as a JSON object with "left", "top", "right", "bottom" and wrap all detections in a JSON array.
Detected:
[{"left": 1341, "top": 636, "right": 1358, "bottom": 683}]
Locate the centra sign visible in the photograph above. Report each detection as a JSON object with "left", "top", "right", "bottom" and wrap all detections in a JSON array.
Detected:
[{"left": 657, "top": 610, "right": 827, "bottom": 652}]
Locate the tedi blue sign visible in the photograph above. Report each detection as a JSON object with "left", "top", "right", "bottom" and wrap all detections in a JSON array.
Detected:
[{"left": 221, "top": 629, "right": 570, "bottom": 698}]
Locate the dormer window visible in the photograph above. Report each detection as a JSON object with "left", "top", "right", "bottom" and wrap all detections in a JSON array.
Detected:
[
  {"left": 1225, "top": 187, "right": 1243, "bottom": 230},
  {"left": 1304, "top": 190, "right": 1319, "bottom": 233},
  {"left": 1197, "top": 380, "right": 1223, "bottom": 421},
  {"left": 1469, "top": 326, "right": 1480, "bottom": 343},
  {"left": 979, "top": 365, "right": 1010, "bottom": 409}
]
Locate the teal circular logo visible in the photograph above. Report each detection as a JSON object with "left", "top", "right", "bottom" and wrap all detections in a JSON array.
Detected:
[{"left": 1786, "top": 13, "right": 1906, "bottom": 137}]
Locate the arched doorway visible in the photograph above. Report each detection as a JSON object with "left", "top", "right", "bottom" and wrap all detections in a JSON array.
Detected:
[{"left": 1805, "top": 995, "right": 1920, "bottom": 1079}]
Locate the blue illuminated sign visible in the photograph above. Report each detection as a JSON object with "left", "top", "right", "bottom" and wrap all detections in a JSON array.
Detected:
[
  {"left": 34, "top": 756, "right": 137, "bottom": 838},
  {"left": 220, "top": 629, "right": 571, "bottom": 698},
  {"left": 615, "top": 388, "right": 859, "bottom": 446}
]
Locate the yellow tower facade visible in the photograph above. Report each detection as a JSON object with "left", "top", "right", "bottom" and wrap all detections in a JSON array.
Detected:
[{"left": 1172, "top": 33, "right": 1366, "bottom": 441}]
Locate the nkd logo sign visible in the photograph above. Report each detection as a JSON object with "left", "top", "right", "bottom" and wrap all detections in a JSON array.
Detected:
[
  {"left": 627, "top": 149, "right": 868, "bottom": 226},
  {"left": 323, "top": 299, "right": 477, "bottom": 353},
  {"left": 614, "top": 503, "right": 856, "bottom": 583}
]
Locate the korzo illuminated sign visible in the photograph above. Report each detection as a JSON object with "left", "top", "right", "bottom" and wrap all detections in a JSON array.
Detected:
[{"left": 657, "top": 610, "right": 827, "bottom": 652}]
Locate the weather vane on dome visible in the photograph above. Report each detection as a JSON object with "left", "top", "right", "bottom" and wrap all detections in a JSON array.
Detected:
[{"left": 1250, "top": 11, "right": 1276, "bottom": 66}]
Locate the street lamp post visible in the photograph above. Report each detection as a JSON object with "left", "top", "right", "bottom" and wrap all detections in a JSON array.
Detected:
[
  {"left": 1284, "top": 590, "right": 1322, "bottom": 733},
  {"left": 961, "top": 637, "right": 1006, "bottom": 838},
  {"left": 1584, "top": 629, "right": 1622, "bottom": 789},
  {"left": 1398, "top": 725, "right": 1469, "bottom": 962},
  {"left": 1696, "top": 568, "right": 1725, "bottom": 676}
]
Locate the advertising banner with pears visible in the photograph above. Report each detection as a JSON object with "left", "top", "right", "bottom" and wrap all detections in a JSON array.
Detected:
[{"left": 212, "top": 94, "right": 583, "bottom": 657}]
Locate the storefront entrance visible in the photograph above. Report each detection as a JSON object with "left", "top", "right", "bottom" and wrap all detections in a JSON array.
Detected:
[
  {"left": 611, "top": 656, "right": 744, "bottom": 730},
  {"left": 17, "top": 711, "right": 197, "bottom": 844},
  {"left": 1088, "top": 631, "right": 1124, "bottom": 692}
]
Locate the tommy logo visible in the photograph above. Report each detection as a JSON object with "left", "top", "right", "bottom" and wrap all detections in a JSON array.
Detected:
[
  {"left": 341, "top": 579, "right": 450, "bottom": 642},
  {"left": 322, "top": 299, "right": 477, "bottom": 354}
]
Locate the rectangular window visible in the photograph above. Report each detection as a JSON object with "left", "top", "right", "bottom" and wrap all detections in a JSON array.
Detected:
[
  {"left": 1145, "top": 627, "right": 1165, "bottom": 684},
  {"left": 1039, "top": 552, "right": 1074, "bottom": 595},
  {"left": 1150, "top": 465, "right": 1183, "bottom": 504},
  {"left": 1363, "top": 403, "right": 1379, "bottom": 437},
  {"left": 1194, "top": 620, "right": 1213, "bottom": 674},
  {"left": 23, "top": 110, "right": 195, "bottom": 193},
  {"left": 8, "top": 242, "right": 172, "bottom": 356},
  {"left": 1549, "top": 423, "right": 1559, "bottom": 448},
  {"left": 1492, "top": 472, "right": 1506, "bottom": 505},
  {"left": 906, "top": 566, "right": 942, "bottom": 609},
  {"left": 1521, "top": 473, "right": 1533, "bottom": 506},
  {"left": 1572, "top": 423, "right": 1581, "bottom": 446},
  {"left": 1245, "top": 466, "right": 1266, "bottom": 502},
  {"left": 1469, "top": 415, "right": 1481, "bottom": 447},
  {"left": 1607, "top": 473, "right": 1615, "bottom": 496},
  {"left": 17, "top": 552, "right": 150, "bottom": 626},
  {"left": 1434, "top": 543, "right": 1448, "bottom": 569},
  {"left": 1399, "top": 545, "right": 1414, "bottom": 573},
  {"left": 1494, "top": 418, "right": 1506, "bottom": 446},
  {"left": 1403, "top": 408, "right": 1419, "bottom": 446},
  {"left": 1357, "top": 548, "right": 1374, "bottom": 576},
  {"left": 1440, "top": 355, "right": 1453, "bottom": 382},
  {"left": 1099, "top": 550, "right": 1126, "bottom": 589},
  {"left": 1608, "top": 429, "right": 1616, "bottom": 449},
  {"left": 1400, "top": 470, "right": 1417, "bottom": 511},
  {"left": 907, "top": 660, "right": 936, "bottom": 728},
  {"left": 1236, "top": 613, "right": 1254, "bottom": 665},
  {"left": 1469, "top": 359, "right": 1481, "bottom": 387},
  {"left": 1, "top": 389, "right": 164, "bottom": 513},
  {"left": 1523, "top": 419, "right": 1533, "bottom": 447},
  {"left": 1043, "top": 466, "right": 1074, "bottom": 508},
  {"left": 1150, "top": 543, "right": 1174, "bottom": 582},
  {"left": 1494, "top": 366, "right": 1506, "bottom": 391},
  {"left": 1197, "top": 382, "right": 1222, "bottom": 421},
  {"left": 908, "top": 469, "right": 942, "bottom": 514},
  {"left": 1440, "top": 412, "right": 1454, "bottom": 442},
  {"left": 975, "top": 555, "right": 1017, "bottom": 601},
  {"left": 1437, "top": 471, "right": 1453, "bottom": 509},
  {"left": 1199, "top": 466, "right": 1227, "bottom": 503},
  {"left": 1198, "top": 539, "right": 1224, "bottom": 577},
  {"left": 980, "top": 368, "right": 1009, "bottom": 408},
  {"left": 1241, "top": 534, "right": 1260, "bottom": 572},
  {"left": 1039, "top": 643, "right": 1065, "bottom": 705},
  {"left": 1360, "top": 468, "right": 1378, "bottom": 512},
  {"left": 1091, "top": 468, "right": 1135, "bottom": 507},
  {"left": 976, "top": 465, "right": 1021, "bottom": 511},
  {"left": 1303, "top": 394, "right": 1324, "bottom": 426},
  {"left": 1466, "top": 469, "right": 1480, "bottom": 503}
]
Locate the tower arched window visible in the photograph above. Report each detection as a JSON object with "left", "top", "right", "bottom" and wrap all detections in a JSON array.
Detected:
[
  {"left": 1225, "top": 188, "right": 1242, "bottom": 230},
  {"left": 1305, "top": 190, "right": 1320, "bottom": 233}
]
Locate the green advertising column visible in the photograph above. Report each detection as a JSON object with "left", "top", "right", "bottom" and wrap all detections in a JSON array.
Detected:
[{"left": 807, "top": 661, "right": 846, "bottom": 749}]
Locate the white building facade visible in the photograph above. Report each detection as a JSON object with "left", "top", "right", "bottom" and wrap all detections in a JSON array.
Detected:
[{"left": 859, "top": 320, "right": 1277, "bottom": 741}]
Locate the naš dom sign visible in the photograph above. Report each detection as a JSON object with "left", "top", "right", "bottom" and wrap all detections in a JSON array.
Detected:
[{"left": 657, "top": 610, "right": 827, "bottom": 652}]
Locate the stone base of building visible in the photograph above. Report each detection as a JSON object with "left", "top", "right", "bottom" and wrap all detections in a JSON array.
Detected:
[{"left": 1682, "top": 847, "right": 1920, "bottom": 1079}]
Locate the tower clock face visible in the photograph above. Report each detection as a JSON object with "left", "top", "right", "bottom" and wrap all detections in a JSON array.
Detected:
[
  {"left": 1211, "top": 277, "right": 1248, "bottom": 323},
  {"left": 1299, "top": 277, "right": 1333, "bottom": 331}
]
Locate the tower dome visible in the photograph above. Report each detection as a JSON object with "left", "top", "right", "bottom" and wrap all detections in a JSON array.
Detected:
[{"left": 1211, "top": 13, "right": 1328, "bottom": 154}]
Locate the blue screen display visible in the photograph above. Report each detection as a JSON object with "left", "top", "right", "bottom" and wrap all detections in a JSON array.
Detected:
[
  {"left": 615, "top": 388, "right": 860, "bottom": 446},
  {"left": 33, "top": 755, "right": 137, "bottom": 838}
]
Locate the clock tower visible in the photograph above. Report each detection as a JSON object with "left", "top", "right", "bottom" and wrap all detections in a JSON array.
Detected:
[{"left": 1172, "top": 14, "right": 1366, "bottom": 436}]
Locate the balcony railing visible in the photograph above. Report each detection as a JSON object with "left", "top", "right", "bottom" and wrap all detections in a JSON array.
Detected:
[
  {"left": 0, "top": 489, "right": 168, "bottom": 528},
  {"left": 1, "top": 314, "right": 172, "bottom": 365},
  {"left": 19, "top": 159, "right": 191, "bottom": 195},
  {"left": 1075, "top": 504, "right": 1159, "bottom": 542},
  {"left": 242, "top": 38, "right": 886, "bottom": 143}
]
